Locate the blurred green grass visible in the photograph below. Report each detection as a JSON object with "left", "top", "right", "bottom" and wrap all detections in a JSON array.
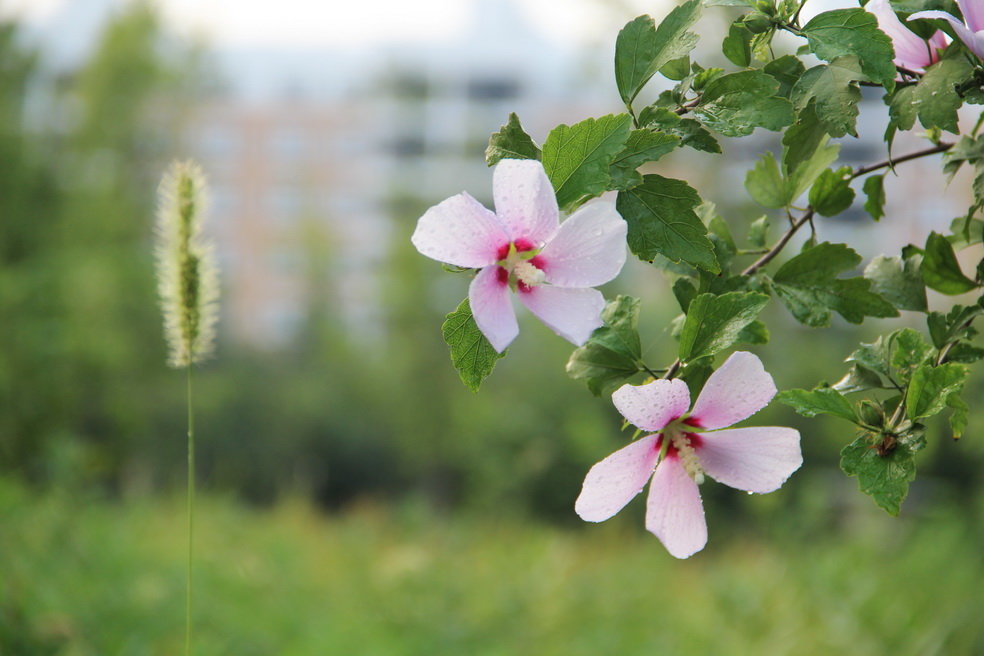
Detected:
[{"left": 3, "top": 479, "right": 982, "bottom": 656}]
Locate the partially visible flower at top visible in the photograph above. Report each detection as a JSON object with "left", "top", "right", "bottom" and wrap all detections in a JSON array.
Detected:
[
  {"left": 866, "top": 0, "right": 948, "bottom": 71},
  {"left": 411, "top": 159, "right": 627, "bottom": 352},
  {"left": 155, "top": 160, "right": 219, "bottom": 368},
  {"left": 909, "top": 0, "right": 984, "bottom": 60},
  {"left": 575, "top": 351, "right": 802, "bottom": 559}
]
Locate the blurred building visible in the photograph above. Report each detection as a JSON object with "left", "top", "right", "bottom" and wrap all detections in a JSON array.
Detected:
[
  {"left": 20, "top": 0, "right": 975, "bottom": 346},
  {"left": 183, "top": 0, "right": 613, "bottom": 345}
]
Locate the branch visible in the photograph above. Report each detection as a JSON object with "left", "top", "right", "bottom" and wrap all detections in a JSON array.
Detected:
[
  {"left": 741, "top": 209, "right": 815, "bottom": 276},
  {"left": 741, "top": 142, "right": 955, "bottom": 277},
  {"left": 675, "top": 97, "right": 702, "bottom": 116},
  {"left": 851, "top": 142, "right": 953, "bottom": 179}
]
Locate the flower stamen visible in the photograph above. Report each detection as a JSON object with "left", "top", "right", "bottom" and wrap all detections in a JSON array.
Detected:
[{"left": 664, "top": 422, "right": 705, "bottom": 484}]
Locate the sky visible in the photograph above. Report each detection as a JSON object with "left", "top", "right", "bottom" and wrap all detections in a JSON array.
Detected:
[{"left": 0, "top": 0, "right": 656, "bottom": 48}]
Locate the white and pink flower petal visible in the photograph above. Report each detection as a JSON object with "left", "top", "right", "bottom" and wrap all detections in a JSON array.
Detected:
[
  {"left": 612, "top": 378, "right": 691, "bottom": 433},
  {"left": 645, "top": 455, "right": 707, "bottom": 559},
  {"left": 411, "top": 192, "right": 509, "bottom": 268},
  {"left": 957, "top": 0, "right": 984, "bottom": 33},
  {"left": 468, "top": 265, "right": 518, "bottom": 352},
  {"left": 910, "top": 10, "right": 984, "bottom": 59},
  {"left": 517, "top": 285, "right": 605, "bottom": 346},
  {"left": 575, "top": 434, "right": 660, "bottom": 522},
  {"left": 867, "top": 0, "right": 943, "bottom": 69},
  {"left": 492, "top": 159, "right": 560, "bottom": 246},
  {"left": 538, "top": 202, "right": 627, "bottom": 288},
  {"left": 689, "top": 351, "right": 777, "bottom": 430},
  {"left": 696, "top": 427, "right": 802, "bottom": 494}
]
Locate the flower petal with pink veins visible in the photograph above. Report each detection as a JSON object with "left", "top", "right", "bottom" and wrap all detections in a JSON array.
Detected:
[
  {"left": 697, "top": 427, "right": 802, "bottom": 494},
  {"left": 492, "top": 159, "right": 560, "bottom": 245},
  {"left": 645, "top": 456, "right": 707, "bottom": 559},
  {"left": 575, "top": 434, "right": 660, "bottom": 522},
  {"left": 411, "top": 192, "right": 509, "bottom": 268},
  {"left": 612, "top": 378, "right": 691, "bottom": 432},
  {"left": 469, "top": 266, "right": 518, "bottom": 352},
  {"left": 910, "top": 10, "right": 984, "bottom": 59},
  {"left": 517, "top": 285, "right": 605, "bottom": 346},
  {"left": 538, "top": 202, "right": 627, "bottom": 288},
  {"left": 690, "top": 351, "right": 777, "bottom": 430}
]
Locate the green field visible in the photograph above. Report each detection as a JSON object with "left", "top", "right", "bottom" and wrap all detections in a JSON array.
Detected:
[{"left": 3, "top": 480, "right": 982, "bottom": 656}]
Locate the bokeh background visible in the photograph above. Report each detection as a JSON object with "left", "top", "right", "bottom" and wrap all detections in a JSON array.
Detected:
[{"left": 1, "top": 0, "right": 983, "bottom": 653}]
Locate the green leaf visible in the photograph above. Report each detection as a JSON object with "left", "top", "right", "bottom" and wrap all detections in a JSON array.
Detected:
[
  {"left": 927, "top": 303, "right": 983, "bottom": 348},
  {"left": 485, "top": 112, "right": 540, "bottom": 166},
  {"left": 616, "top": 174, "right": 719, "bottom": 272},
  {"left": 787, "top": 139, "right": 840, "bottom": 202},
  {"left": 944, "top": 342, "right": 984, "bottom": 363},
  {"left": 906, "top": 362, "right": 968, "bottom": 421},
  {"left": 840, "top": 435, "right": 917, "bottom": 515},
  {"left": 566, "top": 296, "right": 644, "bottom": 396},
  {"left": 695, "top": 70, "right": 794, "bottom": 137},
  {"left": 699, "top": 201, "right": 736, "bottom": 272},
  {"left": 920, "top": 232, "right": 979, "bottom": 294},
  {"left": 833, "top": 364, "right": 887, "bottom": 393},
  {"left": 846, "top": 336, "right": 893, "bottom": 380},
  {"left": 677, "top": 357, "right": 715, "bottom": 399},
  {"left": 737, "top": 319, "right": 770, "bottom": 344},
  {"left": 790, "top": 58, "right": 864, "bottom": 137},
  {"left": 888, "top": 327, "right": 933, "bottom": 380},
  {"left": 541, "top": 114, "right": 633, "bottom": 211},
  {"left": 947, "top": 392, "right": 968, "bottom": 439},
  {"left": 862, "top": 174, "right": 886, "bottom": 220},
  {"left": 677, "top": 291, "right": 770, "bottom": 361},
  {"left": 778, "top": 387, "right": 858, "bottom": 423},
  {"left": 748, "top": 215, "right": 769, "bottom": 249},
  {"left": 673, "top": 277, "right": 698, "bottom": 312},
  {"left": 889, "top": 56, "right": 973, "bottom": 133},
  {"left": 661, "top": 56, "right": 691, "bottom": 81},
  {"left": 639, "top": 106, "right": 721, "bottom": 153},
  {"left": 809, "top": 166, "right": 855, "bottom": 217},
  {"left": 781, "top": 104, "right": 826, "bottom": 177},
  {"left": 608, "top": 129, "right": 680, "bottom": 191},
  {"left": 802, "top": 9, "right": 896, "bottom": 88},
  {"left": 772, "top": 242, "right": 898, "bottom": 326},
  {"left": 863, "top": 255, "right": 927, "bottom": 311},
  {"left": 442, "top": 299, "right": 506, "bottom": 392},
  {"left": 764, "top": 55, "right": 806, "bottom": 98},
  {"left": 615, "top": 2, "right": 703, "bottom": 105},
  {"left": 722, "top": 21, "right": 753, "bottom": 67},
  {"left": 750, "top": 133, "right": 841, "bottom": 209},
  {"left": 773, "top": 241, "right": 860, "bottom": 286},
  {"left": 745, "top": 152, "right": 787, "bottom": 208}
]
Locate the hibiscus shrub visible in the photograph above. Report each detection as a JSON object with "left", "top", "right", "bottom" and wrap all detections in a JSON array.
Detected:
[{"left": 412, "top": 0, "right": 984, "bottom": 557}]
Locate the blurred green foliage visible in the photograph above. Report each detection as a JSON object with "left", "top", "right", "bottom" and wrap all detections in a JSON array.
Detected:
[{"left": 2, "top": 479, "right": 983, "bottom": 654}]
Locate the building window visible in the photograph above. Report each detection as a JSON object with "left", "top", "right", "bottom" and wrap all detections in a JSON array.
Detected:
[
  {"left": 467, "top": 77, "right": 520, "bottom": 101},
  {"left": 390, "top": 135, "right": 426, "bottom": 158},
  {"left": 392, "top": 74, "right": 430, "bottom": 100}
]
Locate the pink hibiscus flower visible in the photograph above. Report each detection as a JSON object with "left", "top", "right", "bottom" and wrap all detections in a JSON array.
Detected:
[
  {"left": 411, "top": 159, "right": 627, "bottom": 352},
  {"left": 575, "top": 351, "right": 802, "bottom": 559},
  {"left": 910, "top": 0, "right": 984, "bottom": 60},
  {"left": 865, "top": 0, "right": 948, "bottom": 71}
]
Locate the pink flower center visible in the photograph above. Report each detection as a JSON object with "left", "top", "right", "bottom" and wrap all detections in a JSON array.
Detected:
[
  {"left": 496, "top": 239, "right": 546, "bottom": 292},
  {"left": 659, "top": 420, "right": 705, "bottom": 484}
]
